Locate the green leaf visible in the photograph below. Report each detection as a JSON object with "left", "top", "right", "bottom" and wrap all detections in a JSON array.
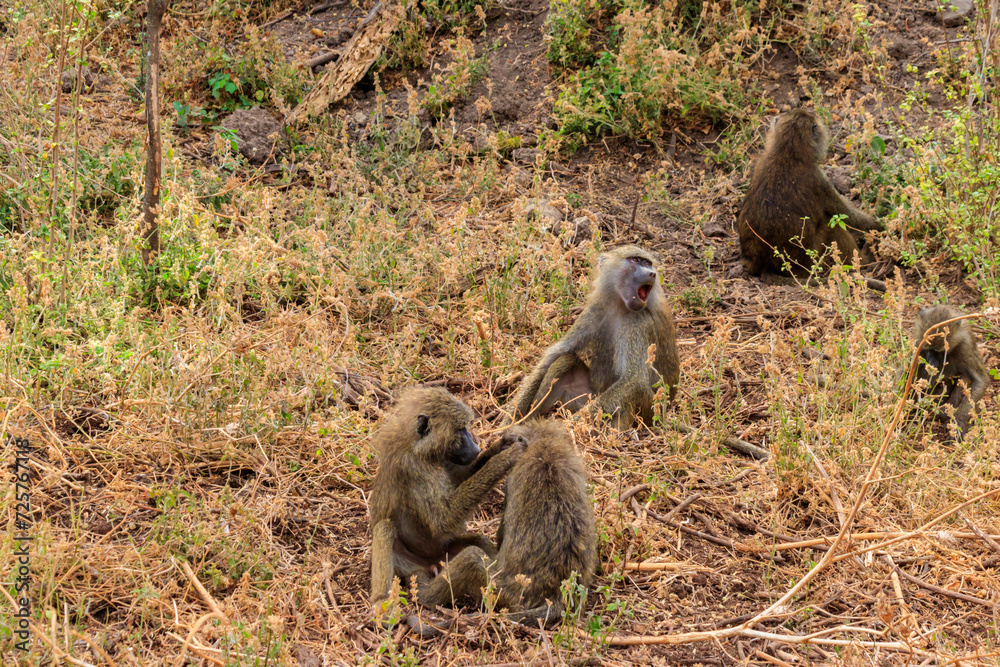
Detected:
[{"left": 871, "top": 135, "right": 886, "bottom": 156}]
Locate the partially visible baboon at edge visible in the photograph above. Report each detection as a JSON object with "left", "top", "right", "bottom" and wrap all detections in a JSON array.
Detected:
[
  {"left": 738, "top": 108, "right": 883, "bottom": 277},
  {"left": 369, "top": 387, "right": 524, "bottom": 610},
  {"left": 510, "top": 245, "right": 680, "bottom": 428},
  {"left": 907, "top": 305, "right": 989, "bottom": 439}
]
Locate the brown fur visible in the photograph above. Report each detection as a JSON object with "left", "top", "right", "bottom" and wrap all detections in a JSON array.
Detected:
[
  {"left": 493, "top": 421, "right": 597, "bottom": 626},
  {"left": 908, "top": 305, "right": 989, "bottom": 439},
  {"left": 414, "top": 421, "right": 597, "bottom": 628},
  {"left": 510, "top": 245, "right": 680, "bottom": 428},
  {"left": 738, "top": 109, "right": 882, "bottom": 277},
  {"left": 369, "top": 387, "right": 523, "bottom": 610}
]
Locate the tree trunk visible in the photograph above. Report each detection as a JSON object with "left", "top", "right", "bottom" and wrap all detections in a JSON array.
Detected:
[{"left": 141, "top": 0, "right": 169, "bottom": 268}]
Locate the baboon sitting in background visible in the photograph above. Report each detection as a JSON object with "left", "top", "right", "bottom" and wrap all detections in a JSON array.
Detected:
[
  {"left": 510, "top": 245, "right": 679, "bottom": 428},
  {"left": 738, "top": 108, "right": 883, "bottom": 277}
]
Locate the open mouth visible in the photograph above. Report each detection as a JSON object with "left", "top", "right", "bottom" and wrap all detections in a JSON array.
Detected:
[{"left": 637, "top": 284, "right": 651, "bottom": 303}]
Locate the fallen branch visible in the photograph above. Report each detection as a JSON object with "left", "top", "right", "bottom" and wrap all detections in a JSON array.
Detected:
[
  {"left": 960, "top": 511, "right": 1000, "bottom": 556},
  {"left": 891, "top": 564, "right": 996, "bottom": 608},
  {"left": 288, "top": 1, "right": 401, "bottom": 123},
  {"left": 674, "top": 423, "right": 770, "bottom": 461},
  {"left": 622, "top": 561, "right": 712, "bottom": 572}
]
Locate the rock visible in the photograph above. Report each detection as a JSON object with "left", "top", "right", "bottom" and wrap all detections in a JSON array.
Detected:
[
  {"left": 512, "top": 148, "right": 542, "bottom": 166},
  {"left": 61, "top": 66, "right": 96, "bottom": 93},
  {"left": 826, "top": 166, "right": 852, "bottom": 195},
  {"left": 888, "top": 35, "right": 915, "bottom": 60},
  {"left": 291, "top": 644, "right": 321, "bottom": 667},
  {"left": 938, "top": 0, "right": 974, "bottom": 26},
  {"left": 523, "top": 199, "right": 564, "bottom": 231},
  {"left": 220, "top": 108, "right": 287, "bottom": 165},
  {"left": 725, "top": 263, "right": 747, "bottom": 280},
  {"left": 702, "top": 218, "right": 728, "bottom": 238},
  {"left": 564, "top": 215, "right": 593, "bottom": 246}
]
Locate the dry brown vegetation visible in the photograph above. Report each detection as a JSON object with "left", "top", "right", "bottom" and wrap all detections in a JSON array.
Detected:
[{"left": 1, "top": 0, "right": 1000, "bottom": 665}]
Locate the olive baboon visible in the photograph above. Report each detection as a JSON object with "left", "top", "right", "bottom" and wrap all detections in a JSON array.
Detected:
[
  {"left": 907, "top": 305, "right": 989, "bottom": 439},
  {"left": 369, "top": 387, "right": 524, "bottom": 610},
  {"left": 411, "top": 422, "right": 597, "bottom": 628},
  {"left": 510, "top": 245, "right": 680, "bottom": 428},
  {"left": 493, "top": 421, "right": 598, "bottom": 626},
  {"left": 738, "top": 108, "right": 883, "bottom": 277}
]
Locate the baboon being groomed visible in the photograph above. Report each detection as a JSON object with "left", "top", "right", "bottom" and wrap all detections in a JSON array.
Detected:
[
  {"left": 410, "top": 421, "right": 597, "bottom": 628},
  {"left": 738, "top": 108, "right": 883, "bottom": 277},
  {"left": 369, "top": 387, "right": 524, "bottom": 611},
  {"left": 510, "top": 245, "right": 679, "bottom": 428},
  {"left": 906, "top": 305, "right": 989, "bottom": 440}
]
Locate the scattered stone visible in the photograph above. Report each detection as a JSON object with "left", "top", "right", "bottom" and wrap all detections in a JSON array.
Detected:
[
  {"left": 220, "top": 108, "right": 287, "bottom": 165},
  {"left": 888, "top": 35, "right": 915, "bottom": 60},
  {"left": 61, "top": 66, "right": 96, "bottom": 93},
  {"left": 564, "top": 215, "right": 593, "bottom": 246},
  {"left": 725, "top": 263, "right": 747, "bottom": 280},
  {"left": 512, "top": 148, "right": 542, "bottom": 166},
  {"left": 523, "top": 199, "right": 564, "bottom": 231},
  {"left": 937, "top": 0, "right": 974, "bottom": 26},
  {"left": 702, "top": 218, "right": 728, "bottom": 238},
  {"left": 291, "top": 644, "right": 321, "bottom": 667},
  {"left": 826, "top": 166, "right": 852, "bottom": 195}
]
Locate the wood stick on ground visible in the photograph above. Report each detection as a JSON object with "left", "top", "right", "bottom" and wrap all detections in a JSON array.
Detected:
[
  {"left": 673, "top": 423, "right": 770, "bottom": 460},
  {"left": 891, "top": 564, "right": 995, "bottom": 608},
  {"left": 883, "top": 554, "right": 920, "bottom": 637},
  {"left": 959, "top": 511, "right": 1000, "bottom": 556},
  {"left": 304, "top": 50, "right": 342, "bottom": 69},
  {"left": 805, "top": 441, "right": 847, "bottom": 528},
  {"left": 178, "top": 559, "right": 229, "bottom": 620},
  {"left": 288, "top": 1, "right": 401, "bottom": 124},
  {"left": 622, "top": 561, "right": 712, "bottom": 572}
]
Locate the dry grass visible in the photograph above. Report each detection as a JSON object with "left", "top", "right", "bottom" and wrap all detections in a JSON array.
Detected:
[{"left": 2, "top": 0, "right": 1000, "bottom": 665}]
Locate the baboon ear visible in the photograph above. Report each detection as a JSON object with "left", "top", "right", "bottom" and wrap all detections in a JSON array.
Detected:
[
  {"left": 811, "top": 123, "right": 820, "bottom": 142},
  {"left": 416, "top": 415, "right": 430, "bottom": 438}
]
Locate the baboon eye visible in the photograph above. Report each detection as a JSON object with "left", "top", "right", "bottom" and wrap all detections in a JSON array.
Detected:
[
  {"left": 629, "top": 256, "right": 652, "bottom": 267},
  {"left": 416, "top": 415, "right": 430, "bottom": 438}
]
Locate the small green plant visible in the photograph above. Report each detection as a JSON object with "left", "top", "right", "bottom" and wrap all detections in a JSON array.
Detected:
[
  {"left": 549, "top": 1, "right": 747, "bottom": 150},
  {"left": 421, "top": 36, "right": 488, "bottom": 120}
]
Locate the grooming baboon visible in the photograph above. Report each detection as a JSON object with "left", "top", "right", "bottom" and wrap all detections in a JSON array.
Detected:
[
  {"left": 906, "top": 305, "right": 989, "bottom": 439},
  {"left": 369, "top": 387, "right": 524, "bottom": 610},
  {"left": 510, "top": 245, "right": 680, "bottom": 428},
  {"left": 738, "top": 109, "right": 883, "bottom": 277},
  {"left": 412, "top": 422, "right": 597, "bottom": 628}
]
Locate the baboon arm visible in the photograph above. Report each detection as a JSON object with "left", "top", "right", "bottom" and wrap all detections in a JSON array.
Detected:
[
  {"left": 370, "top": 519, "right": 398, "bottom": 605},
  {"left": 419, "top": 447, "right": 521, "bottom": 537},
  {"left": 511, "top": 332, "right": 586, "bottom": 422},
  {"left": 967, "top": 365, "right": 990, "bottom": 403},
  {"left": 825, "top": 189, "right": 880, "bottom": 231},
  {"left": 450, "top": 438, "right": 515, "bottom": 483},
  {"left": 594, "top": 378, "right": 652, "bottom": 426},
  {"left": 446, "top": 447, "right": 520, "bottom": 523}
]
